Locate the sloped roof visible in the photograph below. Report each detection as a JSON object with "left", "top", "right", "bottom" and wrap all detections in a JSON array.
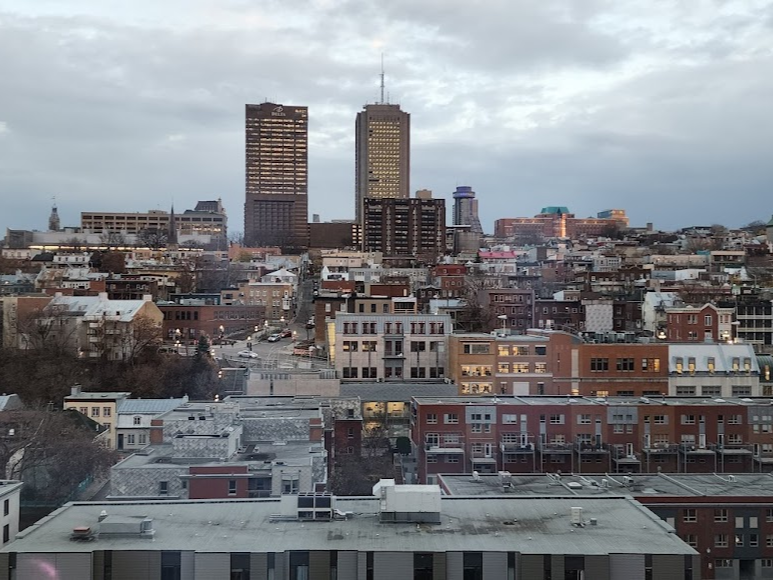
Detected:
[{"left": 118, "top": 398, "right": 187, "bottom": 414}]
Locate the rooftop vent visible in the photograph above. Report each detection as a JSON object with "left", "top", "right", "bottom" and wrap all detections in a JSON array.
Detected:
[{"left": 373, "top": 479, "right": 441, "bottom": 524}]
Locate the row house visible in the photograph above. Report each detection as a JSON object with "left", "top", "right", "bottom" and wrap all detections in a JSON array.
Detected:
[
  {"left": 333, "top": 313, "right": 453, "bottom": 381},
  {"left": 411, "top": 396, "right": 773, "bottom": 483},
  {"left": 733, "top": 289, "right": 773, "bottom": 353},
  {"left": 480, "top": 287, "right": 535, "bottom": 332},
  {"left": 233, "top": 281, "right": 294, "bottom": 322},
  {"left": 533, "top": 298, "right": 584, "bottom": 332}
]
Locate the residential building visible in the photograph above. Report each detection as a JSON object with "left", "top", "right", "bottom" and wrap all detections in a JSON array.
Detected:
[
  {"left": 231, "top": 280, "right": 293, "bottom": 323},
  {"left": 0, "top": 491, "right": 699, "bottom": 579},
  {"left": 64, "top": 385, "right": 131, "bottom": 449},
  {"left": 479, "top": 287, "right": 535, "bottom": 333},
  {"left": 355, "top": 102, "right": 410, "bottom": 225},
  {"left": 0, "top": 481, "right": 22, "bottom": 547},
  {"left": 115, "top": 397, "right": 188, "bottom": 451},
  {"left": 362, "top": 194, "right": 445, "bottom": 265},
  {"left": 244, "top": 102, "right": 309, "bottom": 249},
  {"left": 333, "top": 313, "right": 452, "bottom": 382},
  {"left": 411, "top": 395, "right": 773, "bottom": 482},
  {"left": 439, "top": 472, "right": 773, "bottom": 580},
  {"left": 668, "top": 343, "right": 760, "bottom": 397},
  {"left": 665, "top": 303, "right": 735, "bottom": 342},
  {"left": 733, "top": 289, "right": 773, "bottom": 353}
]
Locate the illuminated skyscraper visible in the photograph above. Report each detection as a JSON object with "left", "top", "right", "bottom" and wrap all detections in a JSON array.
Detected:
[
  {"left": 355, "top": 102, "right": 410, "bottom": 225},
  {"left": 244, "top": 103, "right": 308, "bottom": 249}
]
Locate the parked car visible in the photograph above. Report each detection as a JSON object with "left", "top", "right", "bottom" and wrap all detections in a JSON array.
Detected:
[
  {"left": 237, "top": 350, "right": 258, "bottom": 358},
  {"left": 306, "top": 318, "right": 315, "bottom": 329},
  {"left": 267, "top": 334, "right": 282, "bottom": 343}
]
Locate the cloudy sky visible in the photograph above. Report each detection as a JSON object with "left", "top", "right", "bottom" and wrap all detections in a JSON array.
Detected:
[{"left": 1, "top": 0, "right": 772, "bottom": 235}]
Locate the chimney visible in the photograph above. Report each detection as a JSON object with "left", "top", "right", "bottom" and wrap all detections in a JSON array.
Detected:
[
  {"left": 99, "top": 292, "right": 109, "bottom": 301},
  {"left": 142, "top": 294, "right": 152, "bottom": 302},
  {"left": 71, "top": 384, "right": 82, "bottom": 396}
]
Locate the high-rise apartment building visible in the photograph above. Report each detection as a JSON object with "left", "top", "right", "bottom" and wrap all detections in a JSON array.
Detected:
[
  {"left": 362, "top": 192, "right": 445, "bottom": 264},
  {"left": 244, "top": 103, "right": 308, "bottom": 249},
  {"left": 452, "top": 186, "right": 483, "bottom": 234},
  {"left": 355, "top": 103, "right": 410, "bottom": 225}
]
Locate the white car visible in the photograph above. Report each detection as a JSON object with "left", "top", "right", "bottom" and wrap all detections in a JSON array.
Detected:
[
  {"left": 237, "top": 350, "right": 258, "bottom": 358},
  {"left": 267, "top": 334, "right": 282, "bottom": 343}
]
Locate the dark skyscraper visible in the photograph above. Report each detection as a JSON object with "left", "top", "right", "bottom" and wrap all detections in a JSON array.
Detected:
[
  {"left": 244, "top": 103, "right": 308, "bottom": 249},
  {"left": 355, "top": 103, "right": 410, "bottom": 226}
]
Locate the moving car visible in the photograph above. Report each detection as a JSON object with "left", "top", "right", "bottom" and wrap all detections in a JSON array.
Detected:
[
  {"left": 267, "top": 333, "right": 282, "bottom": 343},
  {"left": 237, "top": 350, "right": 258, "bottom": 358},
  {"left": 279, "top": 329, "right": 292, "bottom": 338}
]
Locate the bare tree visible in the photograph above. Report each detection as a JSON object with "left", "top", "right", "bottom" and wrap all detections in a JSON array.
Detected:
[
  {"left": 136, "top": 227, "right": 168, "bottom": 250},
  {"left": 99, "top": 230, "right": 127, "bottom": 250},
  {"left": 0, "top": 409, "right": 118, "bottom": 504}
]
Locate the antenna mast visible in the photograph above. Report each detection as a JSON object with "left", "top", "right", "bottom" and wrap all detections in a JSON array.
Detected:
[{"left": 380, "top": 53, "right": 385, "bottom": 104}]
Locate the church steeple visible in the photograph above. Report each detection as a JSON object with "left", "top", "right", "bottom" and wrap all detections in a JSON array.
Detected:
[
  {"left": 48, "top": 199, "right": 60, "bottom": 232},
  {"left": 167, "top": 204, "right": 179, "bottom": 249}
]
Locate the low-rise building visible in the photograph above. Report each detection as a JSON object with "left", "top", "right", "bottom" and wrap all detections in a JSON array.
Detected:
[
  {"left": 63, "top": 386, "right": 130, "bottom": 449},
  {"left": 0, "top": 481, "right": 22, "bottom": 547}
]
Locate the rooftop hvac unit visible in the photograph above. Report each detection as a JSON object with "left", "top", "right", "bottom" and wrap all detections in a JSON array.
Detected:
[{"left": 570, "top": 507, "right": 584, "bottom": 526}]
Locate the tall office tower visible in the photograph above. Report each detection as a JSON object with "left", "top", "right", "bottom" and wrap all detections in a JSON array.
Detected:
[
  {"left": 362, "top": 193, "right": 445, "bottom": 264},
  {"left": 355, "top": 102, "right": 410, "bottom": 225},
  {"left": 452, "top": 186, "right": 483, "bottom": 235},
  {"left": 244, "top": 103, "right": 309, "bottom": 250}
]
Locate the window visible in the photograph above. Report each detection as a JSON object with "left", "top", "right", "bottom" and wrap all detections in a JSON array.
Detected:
[
  {"left": 732, "top": 385, "right": 751, "bottom": 396},
  {"left": 342, "top": 367, "right": 358, "bottom": 379},
  {"left": 687, "top": 357, "right": 696, "bottom": 374},
  {"left": 714, "top": 509, "right": 728, "bottom": 522},
  {"left": 578, "top": 414, "right": 591, "bottom": 425},
  {"left": 498, "top": 363, "right": 510, "bottom": 373},
  {"left": 732, "top": 357, "right": 740, "bottom": 372},
  {"left": 139, "top": 434, "right": 147, "bottom": 445},
  {"left": 675, "top": 357, "right": 683, "bottom": 373},
  {"left": 767, "top": 534, "right": 773, "bottom": 547},
  {"left": 103, "top": 407, "right": 112, "bottom": 417},
  {"left": 590, "top": 358, "right": 609, "bottom": 371},
  {"left": 2, "top": 499, "right": 8, "bottom": 517},
  {"left": 715, "top": 559, "right": 732, "bottom": 568},
  {"left": 461, "top": 365, "right": 492, "bottom": 377},
  {"left": 444, "top": 455, "right": 459, "bottom": 464},
  {"left": 342, "top": 341, "right": 358, "bottom": 352},
  {"left": 512, "top": 363, "right": 529, "bottom": 373},
  {"left": 714, "top": 534, "right": 728, "bottom": 548},
  {"left": 228, "top": 480, "right": 237, "bottom": 495},
  {"left": 410, "top": 367, "right": 427, "bottom": 379},
  {"left": 683, "top": 534, "right": 698, "bottom": 547},
  {"left": 642, "top": 358, "right": 661, "bottom": 372},
  {"left": 681, "top": 415, "right": 696, "bottom": 425},
  {"left": 426, "top": 454, "right": 437, "bottom": 463},
  {"left": 2, "top": 525, "right": 7, "bottom": 544},
  {"left": 534, "top": 363, "right": 547, "bottom": 373},
  {"left": 616, "top": 358, "right": 634, "bottom": 371},
  {"left": 133, "top": 416, "right": 142, "bottom": 426},
  {"left": 444, "top": 413, "right": 459, "bottom": 424},
  {"left": 426, "top": 413, "right": 437, "bottom": 424},
  {"left": 676, "top": 386, "right": 696, "bottom": 396},
  {"left": 728, "top": 414, "right": 742, "bottom": 425},
  {"left": 701, "top": 385, "right": 721, "bottom": 397},
  {"left": 91, "top": 407, "right": 100, "bottom": 417},
  {"left": 750, "top": 533, "right": 759, "bottom": 547},
  {"left": 410, "top": 341, "right": 426, "bottom": 352},
  {"left": 502, "top": 414, "right": 517, "bottom": 424},
  {"left": 764, "top": 559, "right": 773, "bottom": 568},
  {"left": 159, "top": 481, "right": 169, "bottom": 495},
  {"left": 707, "top": 357, "right": 715, "bottom": 373},
  {"left": 463, "top": 343, "right": 490, "bottom": 355},
  {"left": 735, "top": 534, "right": 744, "bottom": 547},
  {"left": 362, "top": 367, "right": 378, "bottom": 378},
  {"left": 362, "top": 341, "right": 377, "bottom": 352},
  {"left": 654, "top": 415, "right": 667, "bottom": 424},
  {"left": 534, "top": 346, "right": 547, "bottom": 356},
  {"left": 549, "top": 414, "right": 564, "bottom": 425},
  {"left": 683, "top": 509, "right": 697, "bottom": 523},
  {"left": 127, "top": 434, "right": 135, "bottom": 445}
]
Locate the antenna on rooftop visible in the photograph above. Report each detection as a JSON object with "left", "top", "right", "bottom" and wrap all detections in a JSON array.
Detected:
[{"left": 380, "top": 53, "right": 385, "bottom": 104}]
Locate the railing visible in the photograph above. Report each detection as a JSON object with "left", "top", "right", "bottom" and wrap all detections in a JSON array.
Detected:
[
  {"left": 709, "top": 443, "right": 754, "bottom": 454},
  {"left": 642, "top": 443, "right": 679, "bottom": 454},
  {"left": 610, "top": 445, "right": 640, "bottom": 461},
  {"left": 574, "top": 441, "right": 609, "bottom": 453},
  {"left": 678, "top": 443, "right": 715, "bottom": 453},
  {"left": 500, "top": 441, "right": 535, "bottom": 453},
  {"left": 537, "top": 441, "right": 574, "bottom": 453}
]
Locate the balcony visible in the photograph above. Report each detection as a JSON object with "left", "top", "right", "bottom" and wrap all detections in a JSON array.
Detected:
[
  {"left": 642, "top": 443, "right": 679, "bottom": 454},
  {"left": 574, "top": 441, "right": 610, "bottom": 454},
  {"left": 470, "top": 449, "right": 497, "bottom": 464},
  {"left": 500, "top": 436, "right": 535, "bottom": 454},
  {"left": 611, "top": 445, "right": 641, "bottom": 464},
  {"left": 382, "top": 352, "right": 405, "bottom": 359},
  {"left": 537, "top": 441, "right": 574, "bottom": 454},
  {"left": 424, "top": 440, "right": 464, "bottom": 454},
  {"left": 678, "top": 443, "right": 716, "bottom": 455},
  {"left": 709, "top": 443, "right": 753, "bottom": 455}
]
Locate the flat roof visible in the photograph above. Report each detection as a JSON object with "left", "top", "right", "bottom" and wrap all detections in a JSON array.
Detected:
[
  {"left": 3, "top": 496, "right": 695, "bottom": 556},
  {"left": 439, "top": 472, "right": 773, "bottom": 499},
  {"left": 412, "top": 395, "right": 773, "bottom": 407}
]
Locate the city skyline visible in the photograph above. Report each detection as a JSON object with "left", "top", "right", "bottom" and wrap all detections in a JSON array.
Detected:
[{"left": 1, "top": 1, "right": 772, "bottom": 234}]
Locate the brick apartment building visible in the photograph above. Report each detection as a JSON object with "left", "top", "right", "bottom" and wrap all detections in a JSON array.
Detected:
[
  {"left": 479, "top": 287, "right": 535, "bottom": 332},
  {"left": 666, "top": 303, "right": 735, "bottom": 342},
  {"left": 411, "top": 395, "right": 773, "bottom": 483},
  {"left": 159, "top": 303, "right": 266, "bottom": 342}
]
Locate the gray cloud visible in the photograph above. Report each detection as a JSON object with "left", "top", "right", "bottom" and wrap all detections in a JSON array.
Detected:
[{"left": 0, "top": 1, "right": 772, "bottom": 234}]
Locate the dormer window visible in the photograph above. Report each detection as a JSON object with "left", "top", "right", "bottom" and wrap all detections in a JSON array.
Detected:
[
  {"left": 688, "top": 357, "right": 696, "bottom": 375},
  {"left": 707, "top": 357, "right": 715, "bottom": 374},
  {"left": 675, "top": 357, "right": 683, "bottom": 374}
]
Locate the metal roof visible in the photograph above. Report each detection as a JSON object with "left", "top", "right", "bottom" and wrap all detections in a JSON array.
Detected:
[
  {"left": 118, "top": 399, "right": 186, "bottom": 415},
  {"left": 3, "top": 496, "right": 696, "bottom": 556}
]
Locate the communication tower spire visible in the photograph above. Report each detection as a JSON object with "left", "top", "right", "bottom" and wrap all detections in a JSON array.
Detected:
[{"left": 380, "top": 53, "right": 385, "bottom": 104}]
